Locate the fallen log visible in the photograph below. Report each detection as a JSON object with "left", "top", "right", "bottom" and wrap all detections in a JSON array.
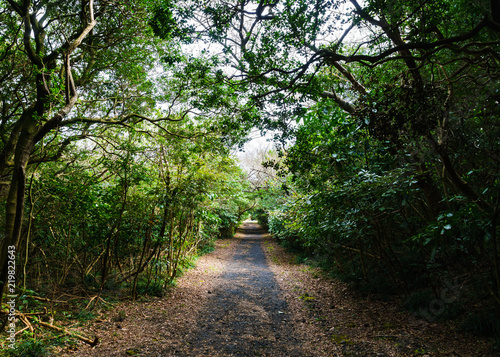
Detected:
[
  {"left": 38, "top": 321, "right": 99, "bottom": 347},
  {"left": 18, "top": 313, "right": 34, "bottom": 333},
  {"left": 14, "top": 326, "right": 29, "bottom": 336},
  {"left": 26, "top": 295, "right": 68, "bottom": 304}
]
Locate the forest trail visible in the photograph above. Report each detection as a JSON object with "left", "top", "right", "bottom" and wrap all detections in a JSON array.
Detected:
[
  {"left": 67, "top": 222, "right": 334, "bottom": 356},
  {"left": 175, "top": 222, "right": 327, "bottom": 356},
  {"left": 67, "top": 222, "right": 494, "bottom": 357}
]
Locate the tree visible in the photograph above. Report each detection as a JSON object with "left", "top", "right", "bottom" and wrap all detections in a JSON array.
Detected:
[
  {"left": 0, "top": 0, "right": 98, "bottom": 304},
  {"left": 162, "top": 0, "right": 498, "bottom": 210},
  {"left": 160, "top": 0, "right": 500, "bottom": 301},
  {"left": 0, "top": 0, "right": 244, "bottom": 304}
]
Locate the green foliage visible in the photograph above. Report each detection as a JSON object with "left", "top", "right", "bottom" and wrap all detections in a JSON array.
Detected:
[
  {"left": 149, "top": 0, "right": 191, "bottom": 41},
  {"left": 14, "top": 116, "right": 252, "bottom": 299},
  {"left": 216, "top": 208, "right": 240, "bottom": 238},
  {"left": 197, "top": 239, "right": 216, "bottom": 255},
  {"left": 356, "top": 84, "right": 448, "bottom": 148},
  {"left": 173, "top": 0, "right": 500, "bottom": 324},
  {"left": 134, "top": 278, "right": 165, "bottom": 297},
  {"left": 9, "top": 338, "right": 49, "bottom": 357},
  {"left": 1, "top": 0, "right": 499, "bottom": 346},
  {"left": 461, "top": 312, "right": 500, "bottom": 338},
  {"left": 252, "top": 208, "right": 269, "bottom": 229},
  {"left": 403, "top": 290, "right": 436, "bottom": 313}
]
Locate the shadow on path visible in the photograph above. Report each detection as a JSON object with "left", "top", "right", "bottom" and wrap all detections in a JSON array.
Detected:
[{"left": 165, "top": 222, "right": 305, "bottom": 356}]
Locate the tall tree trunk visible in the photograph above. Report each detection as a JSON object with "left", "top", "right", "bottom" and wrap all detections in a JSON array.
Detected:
[
  {"left": 0, "top": 114, "right": 37, "bottom": 305},
  {"left": 0, "top": 0, "right": 96, "bottom": 305}
]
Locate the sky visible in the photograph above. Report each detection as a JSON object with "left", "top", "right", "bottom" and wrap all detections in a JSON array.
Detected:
[{"left": 234, "top": 129, "right": 275, "bottom": 171}]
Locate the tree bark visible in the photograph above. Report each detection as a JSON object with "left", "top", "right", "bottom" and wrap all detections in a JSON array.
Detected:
[
  {"left": 0, "top": 112, "right": 36, "bottom": 305},
  {"left": 0, "top": 0, "right": 96, "bottom": 305}
]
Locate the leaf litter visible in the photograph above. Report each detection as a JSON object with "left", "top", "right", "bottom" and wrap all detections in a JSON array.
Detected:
[{"left": 63, "top": 222, "right": 495, "bottom": 356}]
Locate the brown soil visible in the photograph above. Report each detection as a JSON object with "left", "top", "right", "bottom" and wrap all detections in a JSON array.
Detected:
[{"left": 61, "top": 222, "right": 496, "bottom": 356}]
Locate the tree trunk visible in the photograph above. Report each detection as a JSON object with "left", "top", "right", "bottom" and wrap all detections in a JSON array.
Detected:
[
  {"left": 0, "top": 114, "right": 37, "bottom": 305},
  {"left": 427, "top": 135, "right": 491, "bottom": 211}
]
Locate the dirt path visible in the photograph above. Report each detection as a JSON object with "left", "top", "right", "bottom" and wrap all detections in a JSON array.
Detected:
[
  {"left": 66, "top": 222, "right": 495, "bottom": 357},
  {"left": 179, "top": 222, "right": 325, "bottom": 356},
  {"left": 66, "top": 222, "right": 334, "bottom": 356}
]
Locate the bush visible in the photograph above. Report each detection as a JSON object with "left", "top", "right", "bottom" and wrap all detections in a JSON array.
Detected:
[
  {"left": 10, "top": 338, "right": 49, "bottom": 357},
  {"left": 216, "top": 208, "right": 240, "bottom": 238},
  {"left": 252, "top": 208, "right": 269, "bottom": 229},
  {"left": 403, "top": 290, "right": 435, "bottom": 313},
  {"left": 461, "top": 311, "right": 500, "bottom": 338}
]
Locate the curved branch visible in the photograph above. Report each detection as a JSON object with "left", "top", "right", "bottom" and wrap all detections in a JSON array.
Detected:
[
  {"left": 34, "top": 0, "right": 97, "bottom": 143},
  {"left": 330, "top": 62, "right": 367, "bottom": 95},
  {"left": 61, "top": 112, "right": 187, "bottom": 127},
  {"left": 320, "top": 91, "right": 355, "bottom": 114},
  {"left": 321, "top": 18, "right": 497, "bottom": 65},
  {"left": 28, "top": 133, "right": 88, "bottom": 165}
]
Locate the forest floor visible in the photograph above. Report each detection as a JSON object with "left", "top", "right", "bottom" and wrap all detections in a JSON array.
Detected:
[{"left": 62, "top": 222, "right": 495, "bottom": 356}]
